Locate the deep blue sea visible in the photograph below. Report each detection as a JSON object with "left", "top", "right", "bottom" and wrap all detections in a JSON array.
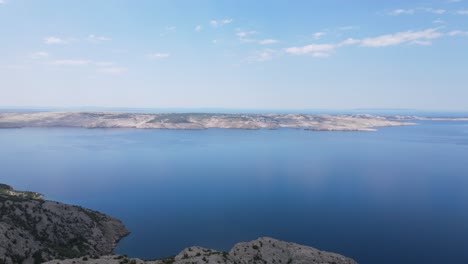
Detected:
[{"left": 1, "top": 120, "right": 468, "bottom": 264}]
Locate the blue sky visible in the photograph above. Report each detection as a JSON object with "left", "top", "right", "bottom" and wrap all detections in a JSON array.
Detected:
[{"left": 1, "top": 0, "right": 467, "bottom": 110}]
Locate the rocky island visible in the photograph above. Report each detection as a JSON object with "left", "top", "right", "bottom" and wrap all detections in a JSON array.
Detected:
[
  {"left": 0, "top": 112, "right": 413, "bottom": 131},
  {"left": 1, "top": 183, "right": 358, "bottom": 264}
]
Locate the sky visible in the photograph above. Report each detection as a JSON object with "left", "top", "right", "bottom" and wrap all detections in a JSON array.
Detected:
[{"left": 1, "top": 0, "right": 467, "bottom": 111}]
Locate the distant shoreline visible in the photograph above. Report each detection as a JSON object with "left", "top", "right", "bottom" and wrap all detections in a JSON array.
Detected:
[{"left": 0, "top": 111, "right": 423, "bottom": 132}]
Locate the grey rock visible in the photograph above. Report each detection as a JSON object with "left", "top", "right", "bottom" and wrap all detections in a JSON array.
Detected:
[
  {"left": 0, "top": 184, "right": 129, "bottom": 264},
  {"left": 45, "top": 237, "right": 358, "bottom": 264}
]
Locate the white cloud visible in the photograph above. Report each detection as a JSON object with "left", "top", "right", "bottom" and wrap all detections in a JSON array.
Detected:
[
  {"left": 426, "top": 8, "right": 446, "bottom": 14},
  {"left": 88, "top": 34, "right": 111, "bottom": 43},
  {"left": 195, "top": 25, "right": 203, "bottom": 32},
  {"left": 360, "top": 28, "right": 442, "bottom": 47},
  {"left": 44, "top": 37, "right": 68, "bottom": 45},
  {"left": 256, "top": 50, "right": 274, "bottom": 61},
  {"left": 52, "top": 60, "right": 90, "bottom": 66},
  {"left": 49, "top": 59, "right": 126, "bottom": 73},
  {"left": 210, "top": 18, "right": 233, "bottom": 27},
  {"left": 31, "top": 52, "right": 49, "bottom": 59},
  {"left": 390, "top": 9, "right": 415, "bottom": 15},
  {"left": 457, "top": 9, "right": 468, "bottom": 14},
  {"left": 410, "top": 40, "right": 432, "bottom": 46},
  {"left": 448, "top": 0, "right": 462, "bottom": 3},
  {"left": 313, "top": 32, "right": 326, "bottom": 39},
  {"left": 237, "top": 31, "right": 257, "bottom": 43},
  {"left": 339, "top": 38, "right": 360, "bottom": 46},
  {"left": 433, "top": 19, "right": 445, "bottom": 24},
  {"left": 236, "top": 31, "right": 256, "bottom": 38},
  {"left": 389, "top": 8, "right": 446, "bottom": 16},
  {"left": 148, "top": 53, "right": 170, "bottom": 59},
  {"left": 249, "top": 49, "right": 278, "bottom": 62},
  {"left": 0, "top": 0, "right": 5, "bottom": 4},
  {"left": 448, "top": 30, "right": 468, "bottom": 36},
  {"left": 259, "top": 39, "right": 278, "bottom": 45},
  {"left": 236, "top": 31, "right": 277, "bottom": 45},
  {"left": 285, "top": 39, "right": 358, "bottom": 57},
  {"left": 98, "top": 67, "right": 127, "bottom": 75},
  {"left": 285, "top": 28, "right": 444, "bottom": 58},
  {"left": 285, "top": 44, "right": 335, "bottom": 56}
]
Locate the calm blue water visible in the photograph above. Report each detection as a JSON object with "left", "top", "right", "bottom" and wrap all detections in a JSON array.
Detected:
[{"left": 1, "top": 121, "right": 468, "bottom": 264}]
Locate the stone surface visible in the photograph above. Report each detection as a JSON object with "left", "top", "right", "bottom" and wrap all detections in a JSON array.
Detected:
[
  {"left": 45, "top": 237, "right": 358, "bottom": 264},
  {"left": 0, "top": 184, "right": 129, "bottom": 264}
]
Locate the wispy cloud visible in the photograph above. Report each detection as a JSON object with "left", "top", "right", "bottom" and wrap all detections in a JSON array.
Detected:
[
  {"left": 448, "top": 30, "right": 468, "bottom": 36},
  {"left": 195, "top": 25, "right": 203, "bottom": 32},
  {"left": 285, "top": 44, "right": 336, "bottom": 57},
  {"left": 425, "top": 8, "right": 446, "bottom": 14},
  {"left": 31, "top": 52, "right": 49, "bottom": 59},
  {"left": 457, "top": 9, "right": 468, "bottom": 14},
  {"left": 259, "top": 39, "right": 278, "bottom": 45},
  {"left": 433, "top": 19, "right": 445, "bottom": 24},
  {"left": 360, "top": 28, "right": 442, "bottom": 47},
  {"left": 148, "top": 53, "right": 170, "bottom": 59},
  {"left": 249, "top": 49, "right": 278, "bottom": 62},
  {"left": 88, "top": 34, "right": 111, "bottom": 43},
  {"left": 390, "top": 9, "right": 415, "bottom": 15},
  {"left": 44, "top": 37, "right": 68, "bottom": 45},
  {"left": 236, "top": 30, "right": 278, "bottom": 45},
  {"left": 313, "top": 32, "right": 326, "bottom": 39},
  {"left": 52, "top": 60, "right": 91, "bottom": 66},
  {"left": 0, "top": 0, "right": 6, "bottom": 5},
  {"left": 389, "top": 8, "right": 446, "bottom": 16},
  {"left": 340, "top": 38, "right": 360, "bottom": 46},
  {"left": 236, "top": 31, "right": 257, "bottom": 38},
  {"left": 285, "top": 28, "right": 443, "bottom": 57},
  {"left": 210, "top": 19, "right": 233, "bottom": 27}
]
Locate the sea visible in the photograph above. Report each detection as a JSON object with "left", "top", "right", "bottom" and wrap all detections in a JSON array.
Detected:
[{"left": 1, "top": 117, "right": 468, "bottom": 264}]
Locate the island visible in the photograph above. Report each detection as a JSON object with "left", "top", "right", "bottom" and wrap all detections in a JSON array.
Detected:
[
  {"left": 0, "top": 111, "right": 418, "bottom": 131},
  {"left": 0, "top": 183, "right": 358, "bottom": 264}
]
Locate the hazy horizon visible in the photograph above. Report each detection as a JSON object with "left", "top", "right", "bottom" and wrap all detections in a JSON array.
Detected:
[{"left": 1, "top": 105, "right": 468, "bottom": 113}]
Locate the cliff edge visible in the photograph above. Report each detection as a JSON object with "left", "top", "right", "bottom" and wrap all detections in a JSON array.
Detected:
[{"left": 0, "top": 184, "right": 129, "bottom": 264}]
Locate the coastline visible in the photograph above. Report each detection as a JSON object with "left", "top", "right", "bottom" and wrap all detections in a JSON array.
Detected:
[{"left": 0, "top": 111, "right": 422, "bottom": 132}]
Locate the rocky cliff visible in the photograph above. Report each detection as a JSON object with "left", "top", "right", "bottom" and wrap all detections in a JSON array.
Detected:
[
  {"left": 45, "top": 237, "right": 357, "bottom": 264},
  {"left": 0, "top": 184, "right": 129, "bottom": 264}
]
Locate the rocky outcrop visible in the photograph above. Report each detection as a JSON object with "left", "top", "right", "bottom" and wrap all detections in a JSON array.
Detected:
[
  {"left": 44, "top": 237, "right": 358, "bottom": 264},
  {"left": 0, "top": 184, "right": 129, "bottom": 264}
]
